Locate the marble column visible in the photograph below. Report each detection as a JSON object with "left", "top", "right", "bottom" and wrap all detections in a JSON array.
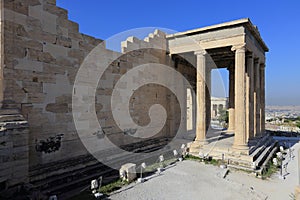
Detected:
[
  {"left": 254, "top": 59, "right": 262, "bottom": 137},
  {"left": 227, "top": 65, "right": 235, "bottom": 132},
  {"left": 246, "top": 53, "right": 255, "bottom": 140},
  {"left": 195, "top": 50, "right": 208, "bottom": 143},
  {"left": 260, "top": 63, "right": 266, "bottom": 136},
  {"left": 232, "top": 45, "right": 248, "bottom": 150},
  {"left": 206, "top": 66, "right": 211, "bottom": 131}
]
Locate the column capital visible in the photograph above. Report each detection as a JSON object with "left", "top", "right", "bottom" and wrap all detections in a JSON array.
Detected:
[
  {"left": 194, "top": 49, "right": 208, "bottom": 56},
  {"left": 254, "top": 57, "right": 260, "bottom": 64},
  {"left": 231, "top": 44, "right": 246, "bottom": 52},
  {"left": 246, "top": 51, "right": 254, "bottom": 58},
  {"left": 260, "top": 63, "right": 266, "bottom": 69}
]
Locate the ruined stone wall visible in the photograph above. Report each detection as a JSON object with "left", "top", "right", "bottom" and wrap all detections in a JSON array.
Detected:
[
  {"left": 76, "top": 29, "right": 189, "bottom": 151},
  {"left": 0, "top": 109, "right": 29, "bottom": 189},
  {"left": 1, "top": 0, "right": 196, "bottom": 187},
  {"left": 2, "top": 0, "right": 102, "bottom": 172}
]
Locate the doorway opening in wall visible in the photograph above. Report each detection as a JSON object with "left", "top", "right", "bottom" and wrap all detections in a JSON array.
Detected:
[{"left": 211, "top": 68, "right": 229, "bottom": 129}]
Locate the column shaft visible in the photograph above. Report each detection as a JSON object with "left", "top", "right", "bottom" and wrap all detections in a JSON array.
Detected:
[
  {"left": 246, "top": 53, "right": 254, "bottom": 140},
  {"left": 232, "top": 45, "right": 248, "bottom": 150},
  {"left": 254, "top": 59, "right": 261, "bottom": 137},
  {"left": 195, "top": 51, "right": 207, "bottom": 143},
  {"left": 227, "top": 66, "right": 235, "bottom": 132},
  {"left": 260, "top": 64, "right": 266, "bottom": 135},
  {"left": 206, "top": 67, "right": 211, "bottom": 130}
]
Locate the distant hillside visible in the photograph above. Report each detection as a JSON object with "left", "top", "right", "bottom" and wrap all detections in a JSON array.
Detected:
[{"left": 266, "top": 105, "right": 300, "bottom": 111}]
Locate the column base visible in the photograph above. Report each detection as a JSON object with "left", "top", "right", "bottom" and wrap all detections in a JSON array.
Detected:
[
  {"left": 255, "top": 132, "right": 264, "bottom": 138},
  {"left": 189, "top": 139, "right": 208, "bottom": 155},
  {"left": 232, "top": 144, "right": 249, "bottom": 153},
  {"left": 260, "top": 130, "right": 266, "bottom": 137},
  {"left": 194, "top": 139, "right": 208, "bottom": 145},
  {"left": 226, "top": 129, "right": 235, "bottom": 133}
]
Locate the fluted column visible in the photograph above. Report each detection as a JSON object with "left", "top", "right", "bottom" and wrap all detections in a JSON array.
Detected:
[
  {"left": 246, "top": 53, "right": 254, "bottom": 140},
  {"left": 260, "top": 63, "right": 266, "bottom": 135},
  {"left": 254, "top": 59, "right": 262, "bottom": 137},
  {"left": 195, "top": 50, "right": 208, "bottom": 143},
  {"left": 232, "top": 45, "right": 248, "bottom": 151},
  {"left": 206, "top": 66, "right": 211, "bottom": 130},
  {"left": 227, "top": 65, "right": 235, "bottom": 132}
]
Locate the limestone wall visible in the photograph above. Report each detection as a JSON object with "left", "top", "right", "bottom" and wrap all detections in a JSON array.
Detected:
[
  {"left": 2, "top": 0, "right": 103, "bottom": 171},
  {"left": 0, "top": 0, "right": 196, "bottom": 187},
  {"left": 0, "top": 109, "right": 29, "bottom": 188},
  {"left": 121, "top": 29, "right": 167, "bottom": 53},
  {"left": 97, "top": 30, "right": 179, "bottom": 147}
]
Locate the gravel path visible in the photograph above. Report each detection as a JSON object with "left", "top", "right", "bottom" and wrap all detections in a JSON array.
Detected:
[{"left": 110, "top": 142, "right": 300, "bottom": 200}]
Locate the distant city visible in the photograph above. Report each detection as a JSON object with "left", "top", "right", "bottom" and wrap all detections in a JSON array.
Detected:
[{"left": 266, "top": 105, "right": 300, "bottom": 133}]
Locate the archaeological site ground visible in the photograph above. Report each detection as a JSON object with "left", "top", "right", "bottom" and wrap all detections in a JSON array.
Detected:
[{"left": 1, "top": 0, "right": 299, "bottom": 199}]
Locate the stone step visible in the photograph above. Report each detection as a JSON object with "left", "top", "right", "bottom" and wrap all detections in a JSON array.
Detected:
[
  {"left": 256, "top": 144, "right": 279, "bottom": 175},
  {"left": 33, "top": 143, "right": 171, "bottom": 191},
  {"left": 0, "top": 109, "right": 20, "bottom": 115},
  {"left": 46, "top": 148, "right": 175, "bottom": 198},
  {"left": 29, "top": 155, "right": 96, "bottom": 180},
  {"left": 29, "top": 138, "right": 169, "bottom": 180},
  {"left": 254, "top": 140, "right": 278, "bottom": 167},
  {"left": 29, "top": 137, "right": 176, "bottom": 198},
  {"left": 58, "top": 174, "right": 118, "bottom": 200},
  {"left": 249, "top": 135, "right": 271, "bottom": 155},
  {"left": 250, "top": 137, "right": 273, "bottom": 161},
  {"left": 188, "top": 136, "right": 279, "bottom": 171},
  {"left": 47, "top": 166, "right": 117, "bottom": 196},
  {"left": 0, "top": 114, "right": 25, "bottom": 123},
  {"left": 30, "top": 159, "right": 105, "bottom": 189},
  {"left": 228, "top": 164, "right": 255, "bottom": 173}
]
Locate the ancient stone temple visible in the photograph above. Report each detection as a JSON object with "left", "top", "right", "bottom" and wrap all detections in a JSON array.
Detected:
[
  {"left": 167, "top": 20, "right": 276, "bottom": 171},
  {"left": 167, "top": 19, "right": 276, "bottom": 171},
  {"left": 0, "top": 0, "right": 274, "bottom": 198},
  {"left": 211, "top": 97, "right": 228, "bottom": 119}
]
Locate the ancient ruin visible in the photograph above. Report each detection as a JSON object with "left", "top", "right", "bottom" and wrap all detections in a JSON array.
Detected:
[
  {"left": 0, "top": 0, "right": 275, "bottom": 197},
  {"left": 211, "top": 97, "right": 228, "bottom": 120}
]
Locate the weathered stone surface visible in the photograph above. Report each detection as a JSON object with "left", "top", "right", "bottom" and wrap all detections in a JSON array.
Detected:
[
  {"left": 43, "top": 4, "right": 68, "bottom": 18},
  {"left": 68, "top": 49, "right": 85, "bottom": 60},
  {"left": 0, "top": 109, "right": 29, "bottom": 187},
  {"left": 38, "top": 52, "right": 56, "bottom": 63},
  {"left": 120, "top": 163, "right": 136, "bottom": 182},
  {"left": 55, "top": 35, "right": 72, "bottom": 48},
  {"left": 28, "top": 29, "right": 57, "bottom": 44},
  {"left": 44, "top": 0, "right": 57, "bottom": 6},
  {"left": 4, "top": 0, "right": 29, "bottom": 16},
  {"left": 57, "top": 17, "right": 79, "bottom": 32},
  {"left": 0, "top": 0, "right": 269, "bottom": 195}
]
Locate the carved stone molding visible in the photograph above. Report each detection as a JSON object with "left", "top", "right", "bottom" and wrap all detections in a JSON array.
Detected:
[{"left": 231, "top": 44, "right": 246, "bottom": 52}]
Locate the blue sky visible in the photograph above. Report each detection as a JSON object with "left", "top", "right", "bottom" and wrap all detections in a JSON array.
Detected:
[{"left": 57, "top": 0, "right": 300, "bottom": 106}]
